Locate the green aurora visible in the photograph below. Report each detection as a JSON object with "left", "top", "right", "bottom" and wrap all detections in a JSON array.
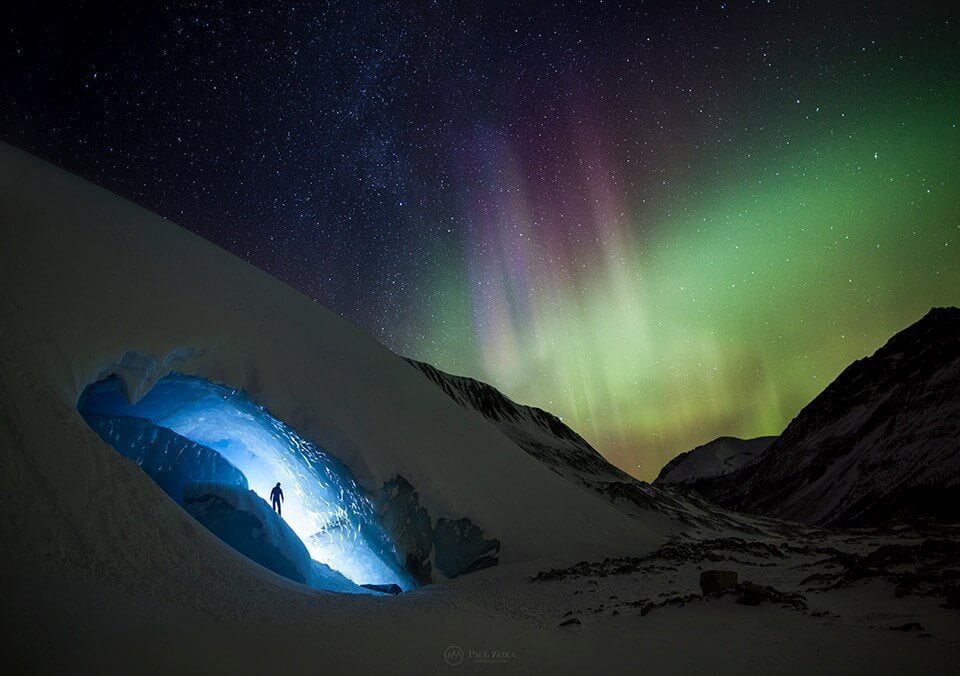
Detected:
[{"left": 415, "top": 75, "right": 960, "bottom": 480}]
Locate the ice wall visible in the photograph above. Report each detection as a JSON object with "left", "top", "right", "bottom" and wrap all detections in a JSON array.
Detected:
[
  {"left": 84, "top": 413, "right": 248, "bottom": 501},
  {"left": 78, "top": 374, "right": 414, "bottom": 590}
]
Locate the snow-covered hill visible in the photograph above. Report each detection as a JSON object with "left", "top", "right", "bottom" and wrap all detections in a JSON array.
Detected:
[
  {"left": 653, "top": 436, "right": 777, "bottom": 486},
  {"left": 695, "top": 308, "right": 960, "bottom": 526}
]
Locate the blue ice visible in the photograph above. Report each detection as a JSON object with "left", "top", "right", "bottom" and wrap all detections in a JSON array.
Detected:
[{"left": 78, "top": 373, "right": 414, "bottom": 591}]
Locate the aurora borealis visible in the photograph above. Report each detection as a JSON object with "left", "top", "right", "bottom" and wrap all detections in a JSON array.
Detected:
[
  {"left": 3, "top": 2, "right": 958, "bottom": 478},
  {"left": 427, "top": 88, "right": 960, "bottom": 476}
]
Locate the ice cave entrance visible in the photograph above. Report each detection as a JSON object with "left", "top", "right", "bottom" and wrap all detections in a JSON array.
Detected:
[{"left": 77, "top": 373, "right": 414, "bottom": 594}]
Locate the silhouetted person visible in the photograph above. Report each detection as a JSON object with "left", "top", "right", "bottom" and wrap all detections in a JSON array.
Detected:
[{"left": 270, "top": 482, "right": 284, "bottom": 516}]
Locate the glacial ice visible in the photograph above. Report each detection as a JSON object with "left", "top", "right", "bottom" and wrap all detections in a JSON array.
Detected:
[
  {"left": 183, "top": 482, "right": 375, "bottom": 594},
  {"left": 184, "top": 482, "right": 318, "bottom": 586},
  {"left": 78, "top": 373, "right": 414, "bottom": 591},
  {"left": 84, "top": 413, "right": 248, "bottom": 501}
]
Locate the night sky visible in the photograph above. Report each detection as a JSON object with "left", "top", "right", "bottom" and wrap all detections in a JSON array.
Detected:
[{"left": 3, "top": 1, "right": 958, "bottom": 479}]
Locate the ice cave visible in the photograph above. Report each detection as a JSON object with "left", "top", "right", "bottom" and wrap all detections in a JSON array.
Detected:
[{"left": 77, "top": 373, "right": 415, "bottom": 594}]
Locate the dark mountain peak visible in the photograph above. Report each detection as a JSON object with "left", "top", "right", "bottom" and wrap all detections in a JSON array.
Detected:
[
  {"left": 696, "top": 307, "right": 960, "bottom": 526},
  {"left": 873, "top": 305, "right": 959, "bottom": 354}
]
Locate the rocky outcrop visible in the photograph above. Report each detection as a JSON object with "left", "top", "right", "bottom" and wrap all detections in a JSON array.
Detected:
[
  {"left": 433, "top": 517, "right": 500, "bottom": 579},
  {"left": 375, "top": 475, "right": 500, "bottom": 583},
  {"left": 406, "top": 359, "right": 624, "bottom": 485},
  {"left": 361, "top": 583, "right": 402, "bottom": 595},
  {"left": 375, "top": 476, "right": 435, "bottom": 585}
]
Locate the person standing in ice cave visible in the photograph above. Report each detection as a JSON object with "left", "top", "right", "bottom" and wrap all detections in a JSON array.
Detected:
[{"left": 270, "top": 482, "right": 284, "bottom": 516}]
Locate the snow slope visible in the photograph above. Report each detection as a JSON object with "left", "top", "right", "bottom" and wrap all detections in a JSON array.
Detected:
[
  {"left": 696, "top": 308, "right": 960, "bottom": 526},
  {"left": 407, "top": 358, "right": 628, "bottom": 485},
  {"left": 653, "top": 436, "right": 777, "bottom": 486},
  {"left": 0, "top": 141, "right": 675, "bottom": 574}
]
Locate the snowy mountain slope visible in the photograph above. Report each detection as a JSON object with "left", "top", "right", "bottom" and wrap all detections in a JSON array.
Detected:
[
  {"left": 406, "top": 359, "right": 796, "bottom": 535},
  {"left": 654, "top": 436, "right": 777, "bottom": 486},
  {"left": 0, "top": 140, "right": 680, "bottom": 585},
  {"left": 696, "top": 307, "right": 960, "bottom": 526},
  {"left": 407, "top": 358, "right": 628, "bottom": 484}
]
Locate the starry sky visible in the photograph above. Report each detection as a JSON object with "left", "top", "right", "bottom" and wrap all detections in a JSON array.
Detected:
[{"left": 3, "top": 1, "right": 958, "bottom": 479}]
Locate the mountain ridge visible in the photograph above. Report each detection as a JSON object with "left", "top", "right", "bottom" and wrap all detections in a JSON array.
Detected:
[
  {"left": 654, "top": 435, "right": 778, "bottom": 486},
  {"left": 693, "top": 307, "right": 960, "bottom": 526}
]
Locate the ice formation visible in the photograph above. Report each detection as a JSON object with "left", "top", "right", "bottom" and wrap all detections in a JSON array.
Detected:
[
  {"left": 78, "top": 373, "right": 414, "bottom": 591},
  {"left": 183, "top": 482, "right": 373, "bottom": 594}
]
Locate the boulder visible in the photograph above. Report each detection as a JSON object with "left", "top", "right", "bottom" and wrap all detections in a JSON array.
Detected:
[
  {"left": 733, "top": 581, "right": 807, "bottom": 610},
  {"left": 375, "top": 476, "right": 434, "bottom": 585},
  {"left": 361, "top": 583, "right": 403, "bottom": 595},
  {"left": 699, "top": 569, "right": 738, "bottom": 595},
  {"left": 433, "top": 517, "right": 500, "bottom": 578}
]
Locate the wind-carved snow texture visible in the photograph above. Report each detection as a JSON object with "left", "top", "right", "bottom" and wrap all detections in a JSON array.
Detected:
[
  {"left": 100, "top": 348, "right": 208, "bottom": 404},
  {"left": 78, "top": 374, "right": 414, "bottom": 590},
  {"left": 653, "top": 436, "right": 777, "bottom": 486}
]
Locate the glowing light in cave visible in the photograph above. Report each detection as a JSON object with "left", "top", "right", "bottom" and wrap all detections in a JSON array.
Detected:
[{"left": 78, "top": 373, "right": 412, "bottom": 589}]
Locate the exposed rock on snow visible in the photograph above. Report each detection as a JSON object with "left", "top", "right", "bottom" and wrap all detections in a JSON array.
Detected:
[
  {"left": 730, "top": 581, "right": 807, "bottom": 610},
  {"left": 796, "top": 533, "right": 960, "bottom": 599},
  {"left": 374, "top": 474, "right": 500, "bottom": 582},
  {"left": 700, "top": 569, "right": 739, "bottom": 594},
  {"left": 433, "top": 517, "right": 500, "bottom": 578},
  {"left": 374, "top": 476, "right": 435, "bottom": 585},
  {"left": 694, "top": 307, "right": 960, "bottom": 526},
  {"left": 655, "top": 436, "right": 776, "bottom": 486},
  {"left": 406, "top": 358, "right": 623, "bottom": 484},
  {"left": 360, "top": 583, "right": 402, "bottom": 595}
]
